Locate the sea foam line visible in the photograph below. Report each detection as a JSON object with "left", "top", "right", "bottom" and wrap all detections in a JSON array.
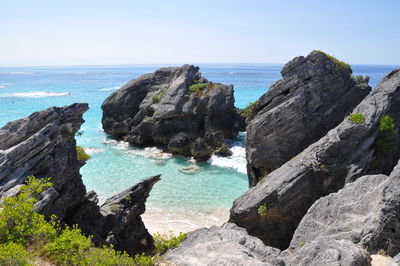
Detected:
[
  {"left": 0, "top": 91, "right": 71, "bottom": 98},
  {"left": 100, "top": 86, "right": 120, "bottom": 91}
]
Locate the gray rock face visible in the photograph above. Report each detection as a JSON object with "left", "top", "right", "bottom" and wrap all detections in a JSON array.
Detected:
[
  {"left": 283, "top": 239, "right": 370, "bottom": 266},
  {"left": 246, "top": 51, "right": 371, "bottom": 186},
  {"left": 68, "top": 175, "right": 160, "bottom": 255},
  {"left": 165, "top": 223, "right": 284, "bottom": 266},
  {"left": 165, "top": 223, "right": 369, "bottom": 266},
  {"left": 0, "top": 104, "right": 159, "bottom": 255},
  {"left": 0, "top": 103, "right": 89, "bottom": 219},
  {"left": 230, "top": 69, "right": 400, "bottom": 250},
  {"left": 101, "top": 64, "right": 244, "bottom": 160},
  {"left": 289, "top": 161, "right": 400, "bottom": 256}
]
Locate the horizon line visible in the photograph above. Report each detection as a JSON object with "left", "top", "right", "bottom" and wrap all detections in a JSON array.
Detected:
[{"left": 1, "top": 62, "right": 400, "bottom": 69}]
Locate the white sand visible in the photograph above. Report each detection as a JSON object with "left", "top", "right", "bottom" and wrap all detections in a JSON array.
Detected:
[{"left": 142, "top": 208, "right": 229, "bottom": 236}]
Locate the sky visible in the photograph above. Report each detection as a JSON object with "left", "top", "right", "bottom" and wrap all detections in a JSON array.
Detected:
[{"left": 0, "top": 0, "right": 399, "bottom": 66}]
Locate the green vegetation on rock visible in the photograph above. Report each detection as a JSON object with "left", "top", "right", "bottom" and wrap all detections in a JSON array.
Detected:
[
  {"left": 375, "top": 115, "right": 396, "bottom": 153},
  {"left": 348, "top": 113, "right": 365, "bottom": 124},
  {"left": 0, "top": 176, "right": 187, "bottom": 265},
  {"left": 257, "top": 204, "right": 267, "bottom": 217},
  {"left": 76, "top": 146, "right": 91, "bottom": 162},
  {"left": 241, "top": 101, "right": 257, "bottom": 117},
  {"left": 152, "top": 89, "right": 166, "bottom": 103},
  {"left": 314, "top": 50, "right": 352, "bottom": 74},
  {"left": 153, "top": 232, "right": 187, "bottom": 255}
]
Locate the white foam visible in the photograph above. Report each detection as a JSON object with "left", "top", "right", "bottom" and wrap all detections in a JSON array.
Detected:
[
  {"left": 103, "top": 139, "right": 172, "bottom": 160},
  {"left": 208, "top": 145, "right": 247, "bottom": 174},
  {"left": 0, "top": 91, "right": 71, "bottom": 98},
  {"left": 83, "top": 147, "right": 103, "bottom": 155},
  {"left": 6, "top": 72, "right": 32, "bottom": 75},
  {"left": 100, "top": 86, "right": 120, "bottom": 91},
  {"left": 0, "top": 86, "right": 4, "bottom": 89},
  {"left": 0, "top": 83, "right": 14, "bottom": 86}
]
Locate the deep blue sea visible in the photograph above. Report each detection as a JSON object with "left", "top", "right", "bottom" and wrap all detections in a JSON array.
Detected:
[{"left": 0, "top": 64, "right": 397, "bottom": 232}]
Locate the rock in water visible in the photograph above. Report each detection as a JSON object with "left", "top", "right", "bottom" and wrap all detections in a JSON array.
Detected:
[
  {"left": 230, "top": 69, "right": 400, "bottom": 250},
  {"left": 0, "top": 103, "right": 89, "bottom": 219},
  {"left": 101, "top": 64, "right": 244, "bottom": 160},
  {"left": 246, "top": 50, "right": 371, "bottom": 186},
  {"left": 0, "top": 104, "right": 159, "bottom": 255}
]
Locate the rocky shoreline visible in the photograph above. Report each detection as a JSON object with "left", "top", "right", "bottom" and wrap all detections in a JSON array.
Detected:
[{"left": 1, "top": 51, "right": 400, "bottom": 265}]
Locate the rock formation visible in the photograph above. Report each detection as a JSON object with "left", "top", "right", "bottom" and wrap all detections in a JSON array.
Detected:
[
  {"left": 246, "top": 50, "right": 371, "bottom": 186},
  {"left": 165, "top": 223, "right": 370, "bottom": 266},
  {"left": 230, "top": 69, "right": 400, "bottom": 250},
  {"left": 165, "top": 223, "right": 285, "bottom": 266},
  {"left": 67, "top": 175, "right": 160, "bottom": 255},
  {"left": 289, "top": 162, "right": 400, "bottom": 256},
  {"left": 0, "top": 103, "right": 89, "bottom": 219},
  {"left": 0, "top": 104, "right": 159, "bottom": 255},
  {"left": 101, "top": 64, "right": 245, "bottom": 160}
]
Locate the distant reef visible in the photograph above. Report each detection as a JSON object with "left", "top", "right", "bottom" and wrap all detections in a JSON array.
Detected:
[
  {"left": 101, "top": 64, "right": 245, "bottom": 161},
  {"left": 0, "top": 103, "right": 159, "bottom": 256}
]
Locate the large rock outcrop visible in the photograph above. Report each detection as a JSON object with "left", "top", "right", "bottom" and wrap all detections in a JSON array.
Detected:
[
  {"left": 101, "top": 64, "right": 244, "bottom": 160},
  {"left": 0, "top": 104, "right": 159, "bottom": 255},
  {"left": 68, "top": 175, "right": 160, "bottom": 255},
  {"left": 246, "top": 50, "right": 371, "bottom": 186},
  {"left": 230, "top": 69, "right": 400, "bottom": 250},
  {"left": 165, "top": 223, "right": 370, "bottom": 266},
  {"left": 0, "top": 103, "right": 89, "bottom": 219},
  {"left": 289, "top": 161, "right": 400, "bottom": 256}
]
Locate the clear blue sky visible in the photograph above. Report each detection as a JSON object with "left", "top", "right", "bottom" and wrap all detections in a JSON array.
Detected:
[{"left": 1, "top": 0, "right": 399, "bottom": 66}]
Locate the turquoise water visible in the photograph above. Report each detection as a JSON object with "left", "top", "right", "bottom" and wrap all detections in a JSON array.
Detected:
[{"left": 0, "top": 64, "right": 397, "bottom": 220}]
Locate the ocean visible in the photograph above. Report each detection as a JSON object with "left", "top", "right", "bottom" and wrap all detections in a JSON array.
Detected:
[{"left": 0, "top": 63, "right": 397, "bottom": 233}]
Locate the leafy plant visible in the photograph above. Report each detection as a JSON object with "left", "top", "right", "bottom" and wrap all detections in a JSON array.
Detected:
[
  {"left": 153, "top": 232, "right": 187, "bottom": 255},
  {"left": 375, "top": 115, "right": 396, "bottom": 153},
  {"left": 0, "top": 242, "right": 32, "bottom": 265},
  {"left": 44, "top": 225, "right": 92, "bottom": 265},
  {"left": 241, "top": 101, "right": 257, "bottom": 117},
  {"left": 257, "top": 205, "right": 267, "bottom": 217},
  {"left": 0, "top": 177, "right": 56, "bottom": 245},
  {"left": 76, "top": 146, "right": 91, "bottom": 162},
  {"left": 348, "top": 113, "right": 365, "bottom": 124}
]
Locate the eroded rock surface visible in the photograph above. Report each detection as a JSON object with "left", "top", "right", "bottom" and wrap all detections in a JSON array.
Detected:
[
  {"left": 246, "top": 50, "right": 371, "bottom": 186},
  {"left": 165, "top": 223, "right": 370, "bottom": 266},
  {"left": 68, "top": 175, "right": 161, "bottom": 255},
  {"left": 0, "top": 104, "right": 159, "bottom": 255},
  {"left": 165, "top": 223, "right": 284, "bottom": 266},
  {"left": 289, "top": 161, "right": 400, "bottom": 256},
  {"left": 0, "top": 103, "right": 89, "bottom": 219},
  {"left": 101, "top": 64, "right": 244, "bottom": 160},
  {"left": 230, "top": 69, "right": 400, "bottom": 250}
]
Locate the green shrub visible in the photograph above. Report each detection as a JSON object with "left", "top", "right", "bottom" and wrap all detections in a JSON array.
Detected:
[
  {"left": 153, "top": 232, "right": 187, "bottom": 255},
  {"left": 0, "top": 242, "right": 32, "bottom": 265},
  {"left": 152, "top": 89, "right": 166, "bottom": 103},
  {"left": 257, "top": 205, "right": 267, "bottom": 217},
  {"left": 313, "top": 50, "right": 352, "bottom": 74},
  {"left": 0, "top": 177, "right": 56, "bottom": 245},
  {"left": 76, "top": 146, "right": 91, "bottom": 162},
  {"left": 348, "top": 113, "right": 365, "bottom": 124},
  {"left": 188, "top": 83, "right": 209, "bottom": 97},
  {"left": 44, "top": 225, "right": 92, "bottom": 265},
  {"left": 241, "top": 101, "right": 257, "bottom": 117},
  {"left": 375, "top": 115, "right": 396, "bottom": 153},
  {"left": 83, "top": 246, "right": 137, "bottom": 265},
  {"left": 132, "top": 253, "right": 154, "bottom": 266}
]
